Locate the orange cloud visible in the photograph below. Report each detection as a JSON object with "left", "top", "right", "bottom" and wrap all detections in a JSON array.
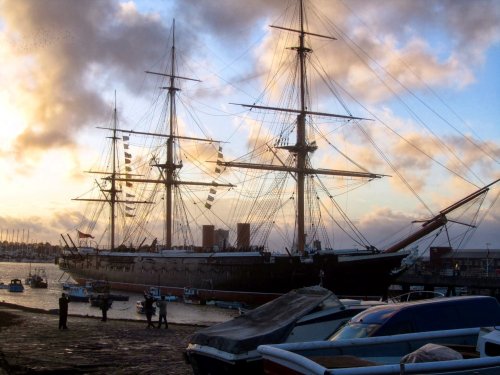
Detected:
[{"left": 0, "top": 0, "right": 169, "bottom": 162}]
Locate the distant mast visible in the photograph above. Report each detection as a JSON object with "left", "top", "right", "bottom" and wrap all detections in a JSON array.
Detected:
[{"left": 73, "top": 91, "right": 148, "bottom": 250}]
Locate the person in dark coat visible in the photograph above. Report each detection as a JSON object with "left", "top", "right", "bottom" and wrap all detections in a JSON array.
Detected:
[
  {"left": 100, "top": 294, "right": 110, "bottom": 322},
  {"left": 58, "top": 292, "right": 69, "bottom": 330},
  {"left": 144, "top": 293, "right": 155, "bottom": 328},
  {"left": 156, "top": 295, "right": 168, "bottom": 329}
]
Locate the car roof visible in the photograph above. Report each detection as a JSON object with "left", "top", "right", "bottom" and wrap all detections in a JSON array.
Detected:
[{"left": 349, "top": 296, "right": 497, "bottom": 324}]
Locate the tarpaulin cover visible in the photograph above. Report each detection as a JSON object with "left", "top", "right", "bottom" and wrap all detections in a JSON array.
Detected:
[{"left": 189, "top": 286, "right": 335, "bottom": 354}]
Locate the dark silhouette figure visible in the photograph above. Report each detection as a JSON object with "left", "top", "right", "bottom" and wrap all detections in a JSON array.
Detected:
[
  {"left": 100, "top": 294, "right": 110, "bottom": 322},
  {"left": 156, "top": 295, "right": 168, "bottom": 329},
  {"left": 144, "top": 293, "right": 155, "bottom": 328},
  {"left": 59, "top": 292, "right": 69, "bottom": 330}
]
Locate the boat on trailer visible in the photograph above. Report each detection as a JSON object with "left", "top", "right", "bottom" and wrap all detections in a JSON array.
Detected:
[
  {"left": 257, "top": 326, "right": 500, "bottom": 375},
  {"left": 185, "top": 286, "right": 384, "bottom": 375}
]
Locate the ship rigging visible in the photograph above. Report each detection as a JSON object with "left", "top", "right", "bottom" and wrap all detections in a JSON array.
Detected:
[{"left": 61, "top": 0, "right": 498, "bottom": 302}]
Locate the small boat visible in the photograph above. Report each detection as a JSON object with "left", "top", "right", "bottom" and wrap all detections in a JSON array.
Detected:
[
  {"left": 164, "top": 295, "right": 178, "bottom": 302},
  {"left": 26, "top": 268, "right": 48, "bottom": 288},
  {"left": 185, "top": 286, "right": 384, "bottom": 375},
  {"left": 183, "top": 287, "right": 205, "bottom": 305},
  {"left": 61, "top": 281, "right": 79, "bottom": 290},
  {"left": 85, "top": 279, "right": 110, "bottom": 294},
  {"left": 90, "top": 293, "right": 113, "bottom": 308},
  {"left": 108, "top": 293, "right": 129, "bottom": 301},
  {"left": 67, "top": 286, "right": 90, "bottom": 302},
  {"left": 147, "top": 286, "right": 178, "bottom": 302},
  {"left": 29, "top": 274, "right": 48, "bottom": 288},
  {"left": 0, "top": 282, "right": 9, "bottom": 290},
  {"left": 135, "top": 300, "right": 156, "bottom": 315},
  {"left": 8, "top": 279, "right": 24, "bottom": 293},
  {"left": 257, "top": 326, "right": 500, "bottom": 375},
  {"left": 388, "top": 290, "right": 444, "bottom": 303}
]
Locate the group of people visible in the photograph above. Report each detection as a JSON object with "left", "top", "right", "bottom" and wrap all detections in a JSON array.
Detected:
[
  {"left": 143, "top": 293, "right": 168, "bottom": 329},
  {"left": 58, "top": 291, "right": 169, "bottom": 329}
]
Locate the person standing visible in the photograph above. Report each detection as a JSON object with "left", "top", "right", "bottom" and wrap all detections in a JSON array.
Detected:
[
  {"left": 58, "top": 292, "right": 70, "bottom": 330},
  {"left": 143, "top": 293, "right": 155, "bottom": 328},
  {"left": 100, "top": 294, "right": 110, "bottom": 322},
  {"left": 156, "top": 295, "right": 168, "bottom": 329}
]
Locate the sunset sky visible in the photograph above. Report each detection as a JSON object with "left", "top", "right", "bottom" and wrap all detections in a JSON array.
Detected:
[{"left": 0, "top": 0, "right": 499, "bottom": 249}]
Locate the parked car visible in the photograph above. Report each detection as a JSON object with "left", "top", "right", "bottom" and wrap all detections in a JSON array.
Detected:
[{"left": 330, "top": 295, "right": 500, "bottom": 341}]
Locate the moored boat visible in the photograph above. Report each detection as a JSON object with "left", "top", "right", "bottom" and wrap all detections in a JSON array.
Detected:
[
  {"left": 108, "top": 293, "right": 129, "bottom": 302},
  {"left": 8, "top": 279, "right": 24, "bottom": 293},
  {"left": 29, "top": 274, "right": 48, "bottom": 288},
  {"left": 61, "top": 281, "right": 79, "bottom": 290},
  {"left": 26, "top": 268, "right": 48, "bottom": 288},
  {"left": 257, "top": 327, "right": 500, "bottom": 375},
  {"left": 90, "top": 293, "right": 113, "bottom": 308},
  {"left": 185, "top": 286, "right": 384, "bottom": 375},
  {"left": 183, "top": 287, "right": 206, "bottom": 305},
  {"left": 84, "top": 279, "right": 110, "bottom": 294},
  {"left": 147, "top": 286, "right": 177, "bottom": 302},
  {"left": 67, "top": 286, "right": 90, "bottom": 302}
]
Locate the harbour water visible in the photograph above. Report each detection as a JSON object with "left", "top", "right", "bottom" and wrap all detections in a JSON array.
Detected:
[{"left": 0, "top": 262, "right": 238, "bottom": 326}]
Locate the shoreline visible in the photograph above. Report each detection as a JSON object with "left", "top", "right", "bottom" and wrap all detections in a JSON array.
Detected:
[
  {"left": 0, "top": 302, "right": 200, "bottom": 374},
  {"left": 0, "top": 301, "right": 209, "bottom": 327}
]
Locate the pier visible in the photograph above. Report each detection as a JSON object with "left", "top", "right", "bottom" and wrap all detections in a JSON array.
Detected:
[
  {"left": 392, "top": 247, "right": 500, "bottom": 298},
  {"left": 395, "top": 271, "right": 500, "bottom": 297}
]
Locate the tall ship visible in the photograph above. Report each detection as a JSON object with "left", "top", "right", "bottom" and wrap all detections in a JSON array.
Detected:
[{"left": 60, "top": 1, "right": 497, "bottom": 304}]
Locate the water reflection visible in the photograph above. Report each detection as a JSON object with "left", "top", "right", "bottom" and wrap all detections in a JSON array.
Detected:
[{"left": 0, "top": 262, "right": 238, "bottom": 325}]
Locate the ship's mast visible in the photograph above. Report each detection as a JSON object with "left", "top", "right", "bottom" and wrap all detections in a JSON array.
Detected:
[
  {"left": 383, "top": 178, "right": 500, "bottom": 253},
  {"left": 74, "top": 92, "right": 150, "bottom": 250},
  {"left": 75, "top": 22, "right": 234, "bottom": 250},
  {"left": 165, "top": 20, "right": 177, "bottom": 249},
  {"left": 104, "top": 20, "right": 234, "bottom": 250},
  {"left": 110, "top": 92, "right": 118, "bottom": 250},
  {"left": 222, "top": 0, "right": 384, "bottom": 254},
  {"left": 296, "top": 0, "right": 308, "bottom": 252}
]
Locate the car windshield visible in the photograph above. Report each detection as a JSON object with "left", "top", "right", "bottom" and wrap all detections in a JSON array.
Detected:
[{"left": 329, "top": 322, "right": 380, "bottom": 340}]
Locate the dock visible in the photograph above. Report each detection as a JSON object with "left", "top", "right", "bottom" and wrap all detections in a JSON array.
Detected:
[{"left": 395, "top": 271, "right": 500, "bottom": 297}]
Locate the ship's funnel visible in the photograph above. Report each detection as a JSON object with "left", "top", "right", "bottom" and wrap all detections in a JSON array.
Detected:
[
  {"left": 237, "top": 223, "right": 250, "bottom": 249},
  {"left": 202, "top": 225, "right": 215, "bottom": 251}
]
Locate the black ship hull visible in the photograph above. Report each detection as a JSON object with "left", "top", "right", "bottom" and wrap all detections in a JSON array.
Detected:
[{"left": 60, "top": 250, "right": 409, "bottom": 304}]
